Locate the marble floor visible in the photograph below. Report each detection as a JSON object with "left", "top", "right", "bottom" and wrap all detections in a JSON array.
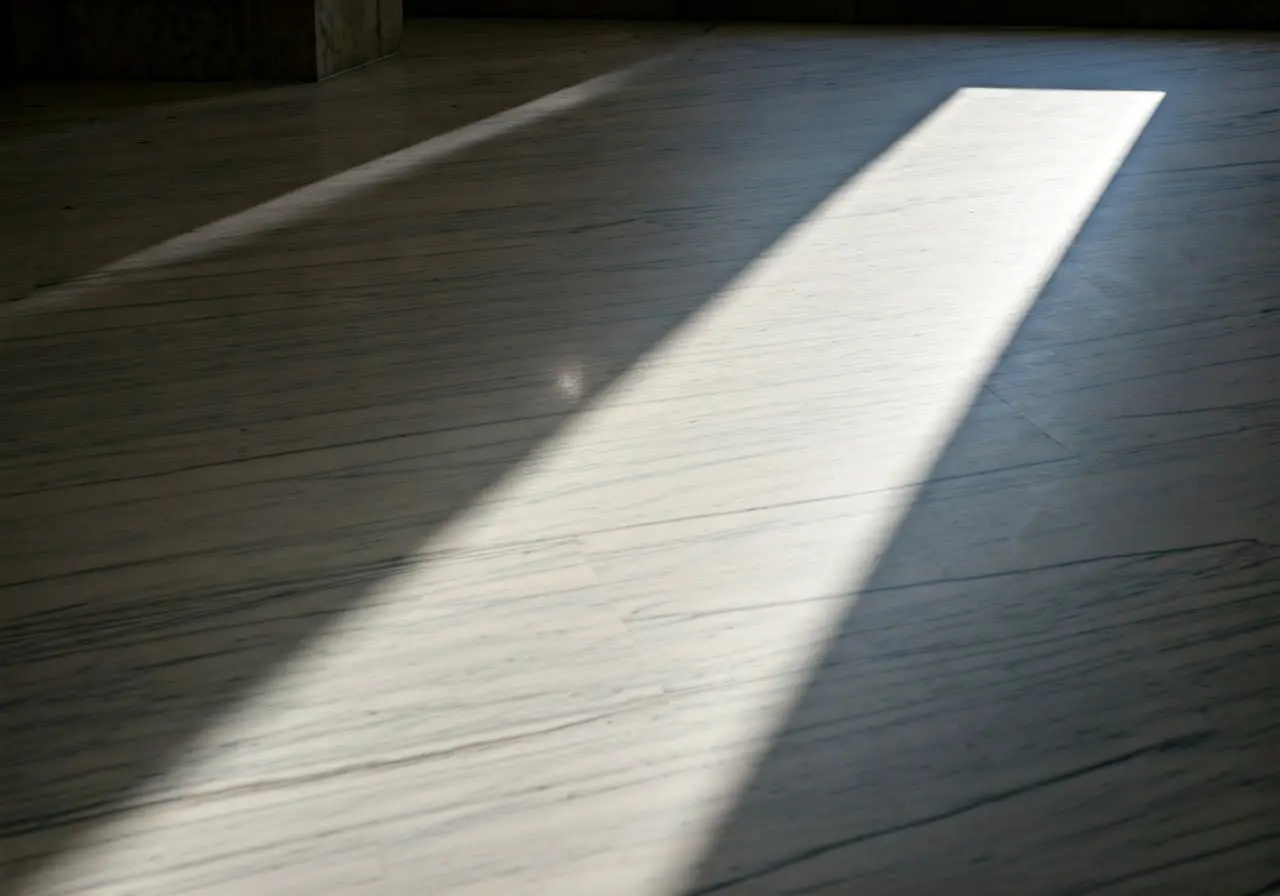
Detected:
[{"left": 3, "top": 17, "right": 1280, "bottom": 896}]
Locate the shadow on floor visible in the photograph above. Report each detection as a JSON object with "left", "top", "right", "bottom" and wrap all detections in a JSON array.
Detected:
[
  {"left": 680, "top": 428, "right": 1280, "bottom": 891},
  {"left": 675, "top": 96, "right": 1280, "bottom": 894},
  {"left": 0, "top": 81, "right": 260, "bottom": 143}
]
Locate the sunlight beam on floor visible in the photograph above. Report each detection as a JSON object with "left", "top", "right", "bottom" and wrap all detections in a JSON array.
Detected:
[{"left": 21, "top": 86, "right": 1163, "bottom": 896}]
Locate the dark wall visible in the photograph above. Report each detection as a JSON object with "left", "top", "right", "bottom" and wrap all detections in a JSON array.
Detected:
[
  {"left": 11, "top": 0, "right": 258, "bottom": 80},
  {"left": 4, "top": 0, "right": 400, "bottom": 82},
  {"left": 1, "top": 0, "right": 13, "bottom": 79},
  {"left": 405, "top": 0, "right": 1280, "bottom": 28},
  {"left": 253, "top": 0, "right": 325, "bottom": 82}
]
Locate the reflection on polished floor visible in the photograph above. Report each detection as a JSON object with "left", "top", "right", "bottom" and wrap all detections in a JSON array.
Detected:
[{"left": 3, "top": 18, "right": 1280, "bottom": 896}]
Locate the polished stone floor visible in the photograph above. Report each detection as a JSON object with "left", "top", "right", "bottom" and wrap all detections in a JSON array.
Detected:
[{"left": 2, "top": 18, "right": 1279, "bottom": 896}]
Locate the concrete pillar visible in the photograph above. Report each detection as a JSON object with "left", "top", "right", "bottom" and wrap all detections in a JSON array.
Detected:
[
  {"left": 6, "top": 0, "right": 402, "bottom": 82},
  {"left": 315, "top": 0, "right": 403, "bottom": 80}
]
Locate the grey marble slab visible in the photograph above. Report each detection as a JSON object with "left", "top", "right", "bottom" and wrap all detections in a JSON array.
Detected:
[{"left": 2, "top": 19, "right": 1280, "bottom": 896}]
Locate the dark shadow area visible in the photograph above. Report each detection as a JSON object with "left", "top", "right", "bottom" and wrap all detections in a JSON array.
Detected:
[
  {"left": 0, "top": 0, "right": 12, "bottom": 82},
  {"left": 6, "top": 0, "right": 389, "bottom": 82},
  {"left": 690, "top": 0, "right": 1280, "bottom": 29},
  {"left": 406, "top": 0, "right": 1280, "bottom": 29},
  {"left": 407, "top": 0, "right": 679, "bottom": 17},
  {"left": 0, "top": 26, "right": 958, "bottom": 895},
  {"left": 0, "top": 18, "right": 695, "bottom": 303},
  {"left": 677, "top": 60, "right": 1280, "bottom": 895},
  {"left": 8, "top": 0, "right": 256, "bottom": 81},
  {"left": 0, "top": 80, "right": 260, "bottom": 142}
]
